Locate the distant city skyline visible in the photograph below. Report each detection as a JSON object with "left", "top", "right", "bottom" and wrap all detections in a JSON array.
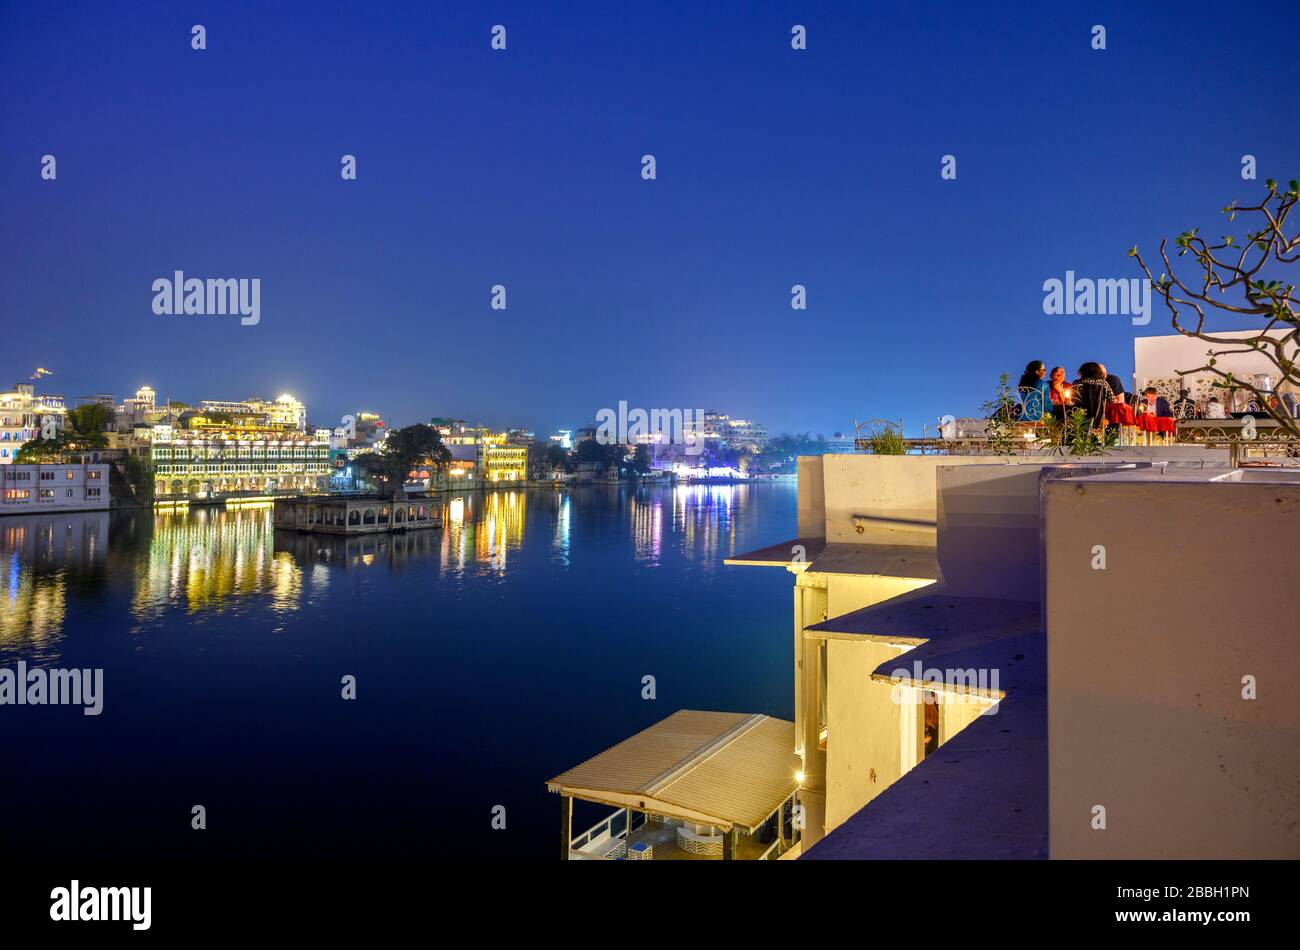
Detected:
[
  {"left": 3, "top": 1, "right": 1296, "bottom": 437},
  {"left": 3, "top": 373, "right": 793, "bottom": 441}
]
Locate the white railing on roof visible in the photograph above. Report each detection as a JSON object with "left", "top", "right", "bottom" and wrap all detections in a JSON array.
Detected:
[{"left": 571, "top": 807, "right": 646, "bottom": 859}]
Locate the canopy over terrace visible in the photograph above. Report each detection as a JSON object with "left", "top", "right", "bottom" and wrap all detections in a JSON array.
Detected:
[{"left": 547, "top": 710, "right": 799, "bottom": 858}]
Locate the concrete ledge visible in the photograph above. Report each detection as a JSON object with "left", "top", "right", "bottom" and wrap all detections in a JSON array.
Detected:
[
  {"left": 725, "top": 537, "right": 826, "bottom": 568},
  {"left": 806, "top": 589, "right": 1039, "bottom": 646},
  {"left": 805, "top": 542, "right": 940, "bottom": 581}
]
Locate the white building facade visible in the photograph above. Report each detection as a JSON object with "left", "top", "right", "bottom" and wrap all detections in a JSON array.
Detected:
[
  {"left": 1, "top": 461, "right": 110, "bottom": 513},
  {"left": 0, "top": 383, "right": 67, "bottom": 463}
]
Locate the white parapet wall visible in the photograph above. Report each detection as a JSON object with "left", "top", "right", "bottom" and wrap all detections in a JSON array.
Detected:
[
  {"left": 1045, "top": 469, "right": 1300, "bottom": 858},
  {"left": 936, "top": 462, "right": 1063, "bottom": 603},
  {"left": 815, "top": 455, "right": 1054, "bottom": 546},
  {"left": 933, "top": 459, "right": 1217, "bottom": 605},
  {"left": 1134, "top": 328, "right": 1297, "bottom": 395},
  {"left": 797, "top": 455, "right": 826, "bottom": 539},
  {"left": 800, "top": 452, "right": 1232, "bottom": 553}
]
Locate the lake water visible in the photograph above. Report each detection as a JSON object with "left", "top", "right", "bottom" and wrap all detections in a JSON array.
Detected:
[{"left": 0, "top": 482, "right": 797, "bottom": 859}]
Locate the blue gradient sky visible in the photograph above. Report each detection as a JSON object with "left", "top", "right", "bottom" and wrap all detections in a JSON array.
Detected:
[{"left": 2, "top": 1, "right": 1297, "bottom": 436}]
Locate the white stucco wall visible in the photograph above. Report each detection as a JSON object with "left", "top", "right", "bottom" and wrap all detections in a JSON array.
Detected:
[
  {"left": 825, "top": 574, "right": 934, "bottom": 620},
  {"left": 1046, "top": 474, "right": 1300, "bottom": 858},
  {"left": 1134, "top": 329, "right": 1297, "bottom": 392},
  {"left": 797, "top": 455, "right": 826, "bottom": 539},
  {"left": 825, "top": 638, "right": 906, "bottom": 830},
  {"left": 820, "top": 456, "right": 1052, "bottom": 546},
  {"left": 936, "top": 462, "right": 1060, "bottom": 603}
]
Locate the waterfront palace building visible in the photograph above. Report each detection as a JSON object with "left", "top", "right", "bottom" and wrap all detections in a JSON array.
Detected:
[{"left": 148, "top": 397, "right": 329, "bottom": 498}]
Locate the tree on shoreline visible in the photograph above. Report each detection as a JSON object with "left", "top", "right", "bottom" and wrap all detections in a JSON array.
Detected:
[
  {"left": 576, "top": 438, "right": 625, "bottom": 475},
  {"left": 527, "top": 442, "right": 573, "bottom": 478},
  {"left": 352, "top": 423, "right": 451, "bottom": 498},
  {"left": 751, "top": 433, "right": 830, "bottom": 473},
  {"left": 627, "top": 444, "right": 651, "bottom": 477},
  {"left": 1130, "top": 179, "right": 1299, "bottom": 439},
  {"left": 13, "top": 402, "right": 112, "bottom": 462},
  {"left": 14, "top": 437, "right": 62, "bottom": 463}
]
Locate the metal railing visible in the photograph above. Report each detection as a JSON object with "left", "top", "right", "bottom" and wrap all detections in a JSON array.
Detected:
[
  {"left": 570, "top": 808, "right": 644, "bottom": 858},
  {"left": 1176, "top": 419, "right": 1300, "bottom": 466}
]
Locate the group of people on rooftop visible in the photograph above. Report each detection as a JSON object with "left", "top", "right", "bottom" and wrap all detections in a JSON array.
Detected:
[{"left": 1013, "top": 360, "right": 1298, "bottom": 434}]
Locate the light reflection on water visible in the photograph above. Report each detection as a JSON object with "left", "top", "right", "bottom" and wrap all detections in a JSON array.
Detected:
[
  {"left": 671, "top": 483, "right": 737, "bottom": 573},
  {"left": 0, "top": 484, "right": 769, "bottom": 660},
  {"left": 0, "top": 513, "right": 106, "bottom": 664},
  {"left": 0, "top": 481, "right": 797, "bottom": 859},
  {"left": 132, "top": 505, "right": 301, "bottom": 622}
]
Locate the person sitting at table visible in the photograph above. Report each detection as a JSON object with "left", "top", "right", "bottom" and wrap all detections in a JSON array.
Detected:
[
  {"left": 1016, "top": 360, "right": 1051, "bottom": 421},
  {"left": 1048, "top": 365, "right": 1072, "bottom": 422},
  {"left": 1071, "top": 362, "right": 1111, "bottom": 433},
  {"left": 1097, "top": 364, "right": 1127, "bottom": 403},
  {"left": 1204, "top": 397, "right": 1227, "bottom": 419},
  {"left": 1171, "top": 388, "right": 1197, "bottom": 419},
  {"left": 1138, "top": 387, "right": 1172, "bottom": 417}
]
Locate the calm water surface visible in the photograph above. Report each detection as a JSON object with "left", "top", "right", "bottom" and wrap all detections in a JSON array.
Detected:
[{"left": 0, "top": 482, "right": 796, "bottom": 859}]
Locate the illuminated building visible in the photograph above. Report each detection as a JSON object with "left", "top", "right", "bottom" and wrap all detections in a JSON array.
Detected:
[
  {"left": 480, "top": 439, "right": 527, "bottom": 484},
  {"left": 350, "top": 412, "right": 386, "bottom": 447},
  {"left": 444, "top": 427, "right": 528, "bottom": 486},
  {"left": 111, "top": 387, "right": 184, "bottom": 443},
  {"left": 1, "top": 461, "right": 110, "bottom": 513},
  {"left": 198, "top": 393, "right": 307, "bottom": 431},
  {"left": 149, "top": 414, "right": 330, "bottom": 498},
  {"left": 677, "top": 411, "right": 769, "bottom": 454},
  {"left": 0, "top": 383, "right": 67, "bottom": 463},
  {"left": 683, "top": 410, "right": 726, "bottom": 448},
  {"left": 430, "top": 417, "right": 467, "bottom": 438},
  {"left": 405, "top": 457, "right": 475, "bottom": 492},
  {"left": 722, "top": 418, "right": 768, "bottom": 452},
  {"left": 120, "top": 386, "right": 159, "bottom": 422}
]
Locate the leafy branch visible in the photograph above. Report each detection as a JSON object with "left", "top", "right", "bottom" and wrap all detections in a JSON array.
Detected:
[{"left": 1129, "top": 179, "right": 1299, "bottom": 440}]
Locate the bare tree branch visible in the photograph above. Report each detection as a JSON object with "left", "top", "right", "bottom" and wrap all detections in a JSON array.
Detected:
[{"left": 1129, "top": 180, "right": 1300, "bottom": 443}]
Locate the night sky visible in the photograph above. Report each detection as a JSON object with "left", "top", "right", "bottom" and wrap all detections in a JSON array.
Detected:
[{"left": 2, "top": 0, "right": 1297, "bottom": 436}]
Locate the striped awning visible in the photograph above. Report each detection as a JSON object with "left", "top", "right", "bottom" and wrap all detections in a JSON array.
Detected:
[{"left": 547, "top": 710, "right": 799, "bottom": 832}]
